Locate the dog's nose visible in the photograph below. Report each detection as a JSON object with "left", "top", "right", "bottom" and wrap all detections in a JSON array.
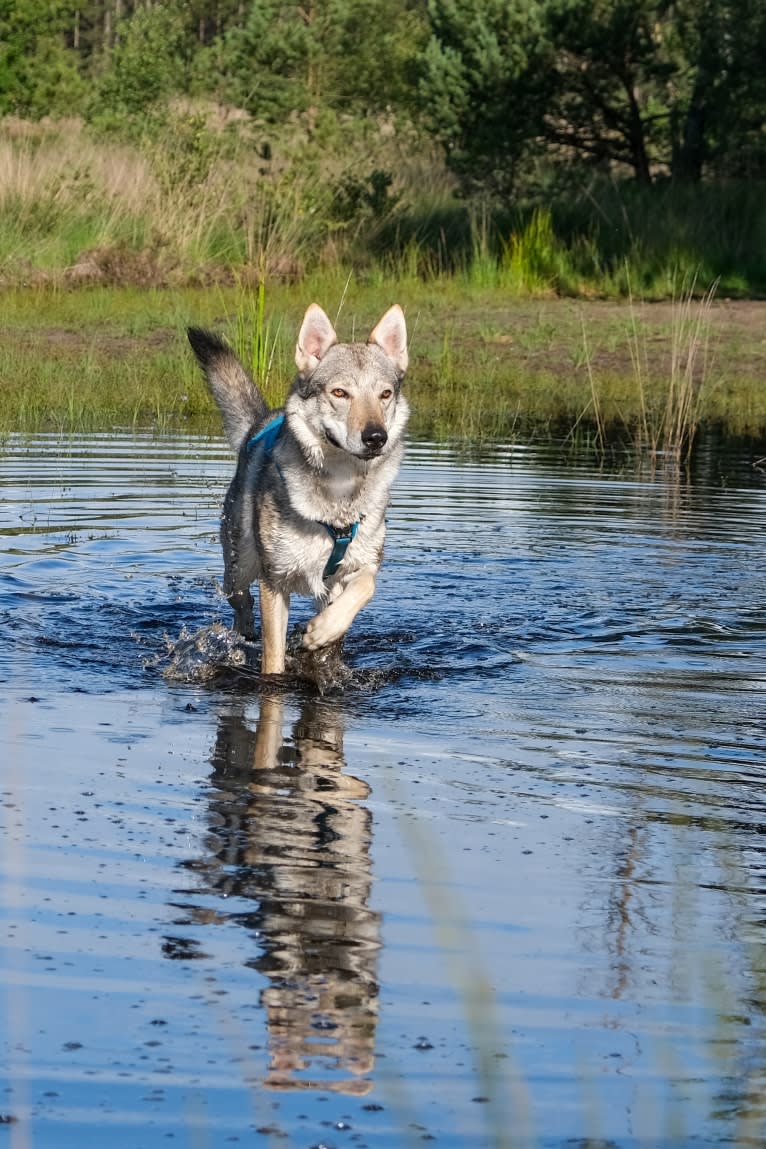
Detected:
[{"left": 361, "top": 423, "right": 387, "bottom": 451}]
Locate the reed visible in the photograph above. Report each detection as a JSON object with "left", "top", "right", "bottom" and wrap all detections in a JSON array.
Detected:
[
  {"left": 627, "top": 273, "right": 718, "bottom": 461},
  {"left": 499, "top": 207, "right": 568, "bottom": 296},
  {"left": 663, "top": 277, "right": 717, "bottom": 459},
  {"left": 229, "top": 281, "right": 286, "bottom": 408},
  {"left": 569, "top": 313, "right": 606, "bottom": 452}
]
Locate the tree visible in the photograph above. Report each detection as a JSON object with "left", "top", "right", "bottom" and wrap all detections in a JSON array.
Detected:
[
  {"left": 202, "top": 0, "right": 427, "bottom": 126},
  {"left": 211, "top": 0, "right": 314, "bottom": 121},
  {"left": 90, "top": 2, "right": 191, "bottom": 123},
  {"left": 667, "top": 0, "right": 766, "bottom": 180},
  {"left": 418, "top": 0, "right": 766, "bottom": 193},
  {"left": 544, "top": 0, "right": 667, "bottom": 184},
  {"left": 0, "top": 0, "right": 86, "bottom": 117},
  {"left": 320, "top": 0, "right": 428, "bottom": 116},
  {"left": 547, "top": 0, "right": 766, "bottom": 182},
  {"left": 418, "top": 0, "right": 553, "bottom": 195}
]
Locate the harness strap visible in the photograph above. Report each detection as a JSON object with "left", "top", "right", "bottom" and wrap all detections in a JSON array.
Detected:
[
  {"left": 246, "top": 413, "right": 360, "bottom": 581},
  {"left": 321, "top": 521, "right": 359, "bottom": 580},
  {"left": 246, "top": 413, "right": 285, "bottom": 454}
]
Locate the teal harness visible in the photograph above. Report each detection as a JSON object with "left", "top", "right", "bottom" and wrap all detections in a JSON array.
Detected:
[{"left": 247, "top": 414, "right": 359, "bottom": 581}]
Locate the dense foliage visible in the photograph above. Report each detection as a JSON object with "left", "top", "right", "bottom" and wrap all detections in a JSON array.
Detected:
[
  {"left": 420, "top": 0, "right": 766, "bottom": 191},
  {"left": 2, "top": 0, "right": 765, "bottom": 189}
]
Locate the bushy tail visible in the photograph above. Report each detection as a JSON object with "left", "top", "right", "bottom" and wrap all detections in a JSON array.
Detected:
[{"left": 187, "top": 327, "right": 269, "bottom": 450}]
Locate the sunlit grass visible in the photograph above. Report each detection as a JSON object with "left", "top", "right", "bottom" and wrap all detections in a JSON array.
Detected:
[{"left": 0, "top": 282, "right": 764, "bottom": 445}]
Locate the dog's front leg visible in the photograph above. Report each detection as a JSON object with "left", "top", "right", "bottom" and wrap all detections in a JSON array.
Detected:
[
  {"left": 259, "top": 581, "right": 290, "bottom": 674},
  {"left": 303, "top": 569, "right": 376, "bottom": 651}
]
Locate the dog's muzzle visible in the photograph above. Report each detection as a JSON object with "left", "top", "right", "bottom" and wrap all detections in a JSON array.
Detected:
[{"left": 361, "top": 423, "right": 387, "bottom": 455}]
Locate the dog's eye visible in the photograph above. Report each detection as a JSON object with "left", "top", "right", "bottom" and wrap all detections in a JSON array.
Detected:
[
  {"left": 331, "top": 388, "right": 349, "bottom": 399},
  {"left": 380, "top": 389, "right": 393, "bottom": 400}
]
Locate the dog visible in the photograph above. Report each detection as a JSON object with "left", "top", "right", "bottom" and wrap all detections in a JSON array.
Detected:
[{"left": 187, "top": 303, "right": 409, "bottom": 675}]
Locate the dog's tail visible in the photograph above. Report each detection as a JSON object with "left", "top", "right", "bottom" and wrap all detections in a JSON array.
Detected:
[{"left": 187, "top": 327, "right": 269, "bottom": 451}]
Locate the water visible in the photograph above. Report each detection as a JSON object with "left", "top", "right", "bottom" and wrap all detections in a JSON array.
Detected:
[{"left": 2, "top": 431, "right": 766, "bottom": 1148}]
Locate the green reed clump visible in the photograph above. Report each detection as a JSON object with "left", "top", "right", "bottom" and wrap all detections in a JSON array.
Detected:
[
  {"left": 228, "top": 281, "right": 287, "bottom": 409},
  {"left": 500, "top": 208, "right": 572, "bottom": 296}
]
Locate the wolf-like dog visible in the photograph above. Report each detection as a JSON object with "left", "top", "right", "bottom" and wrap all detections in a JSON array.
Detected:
[{"left": 187, "top": 303, "right": 409, "bottom": 674}]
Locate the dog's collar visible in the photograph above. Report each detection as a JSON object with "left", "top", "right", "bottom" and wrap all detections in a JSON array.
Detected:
[{"left": 246, "top": 413, "right": 360, "bottom": 581}]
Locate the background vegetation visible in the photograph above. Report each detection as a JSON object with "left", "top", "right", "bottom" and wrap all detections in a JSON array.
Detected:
[{"left": 1, "top": 0, "right": 766, "bottom": 296}]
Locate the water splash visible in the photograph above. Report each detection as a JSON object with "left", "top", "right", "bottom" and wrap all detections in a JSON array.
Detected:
[
  {"left": 160, "top": 622, "right": 356, "bottom": 693},
  {"left": 161, "top": 622, "right": 254, "bottom": 683}
]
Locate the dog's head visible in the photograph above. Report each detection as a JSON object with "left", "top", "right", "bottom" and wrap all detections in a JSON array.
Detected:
[{"left": 286, "top": 304, "right": 409, "bottom": 466}]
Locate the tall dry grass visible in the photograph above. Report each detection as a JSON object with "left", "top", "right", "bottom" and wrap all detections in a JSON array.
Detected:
[
  {"left": 0, "top": 115, "right": 310, "bottom": 280},
  {"left": 2, "top": 115, "right": 765, "bottom": 300},
  {"left": 628, "top": 274, "right": 718, "bottom": 460},
  {"left": 0, "top": 112, "right": 439, "bottom": 284},
  {"left": 0, "top": 118, "right": 154, "bottom": 265}
]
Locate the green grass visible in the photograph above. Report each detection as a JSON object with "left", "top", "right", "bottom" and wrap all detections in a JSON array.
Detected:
[{"left": 1, "top": 281, "right": 765, "bottom": 447}]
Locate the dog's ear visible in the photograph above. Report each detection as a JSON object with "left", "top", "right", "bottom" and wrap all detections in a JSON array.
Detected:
[
  {"left": 369, "top": 304, "right": 408, "bottom": 376},
  {"left": 296, "top": 304, "right": 338, "bottom": 377}
]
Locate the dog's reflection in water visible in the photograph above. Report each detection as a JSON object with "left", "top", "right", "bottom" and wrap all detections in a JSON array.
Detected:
[{"left": 201, "top": 695, "right": 380, "bottom": 1093}]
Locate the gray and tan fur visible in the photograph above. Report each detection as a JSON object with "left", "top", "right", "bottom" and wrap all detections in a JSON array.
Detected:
[{"left": 187, "top": 303, "right": 409, "bottom": 674}]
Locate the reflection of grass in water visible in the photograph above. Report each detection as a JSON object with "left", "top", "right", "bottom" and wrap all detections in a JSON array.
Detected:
[
  {"left": 399, "top": 828, "right": 766, "bottom": 1149},
  {"left": 385, "top": 793, "right": 533, "bottom": 1149},
  {"left": 0, "top": 281, "right": 764, "bottom": 442}
]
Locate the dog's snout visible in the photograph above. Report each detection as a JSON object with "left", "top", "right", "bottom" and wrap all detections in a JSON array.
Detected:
[{"left": 361, "top": 423, "right": 388, "bottom": 451}]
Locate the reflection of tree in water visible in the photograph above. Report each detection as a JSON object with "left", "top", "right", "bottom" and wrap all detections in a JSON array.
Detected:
[{"left": 182, "top": 695, "right": 380, "bottom": 1094}]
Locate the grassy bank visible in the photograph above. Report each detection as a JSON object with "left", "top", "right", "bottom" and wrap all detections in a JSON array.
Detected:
[
  {"left": 2, "top": 116, "right": 766, "bottom": 299},
  {"left": 2, "top": 117, "right": 765, "bottom": 451},
  {"left": 1, "top": 281, "right": 765, "bottom": 447}
]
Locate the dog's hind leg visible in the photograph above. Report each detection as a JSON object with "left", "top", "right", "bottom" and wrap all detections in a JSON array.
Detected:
[
  {"left": 221, "top": 510, "right": 258, "bottom": 639},
  {"left": 259, "top": 581, "right": 290, "bottom": 674},
  {"left": 221, "top": 542, "right": 256, "bottom": 638},
  {"left": 228, "top": 587, "right": 256, "bottom": 640},
  {"left": 303, "top": 569, "right": 376, "bottom": 651}
]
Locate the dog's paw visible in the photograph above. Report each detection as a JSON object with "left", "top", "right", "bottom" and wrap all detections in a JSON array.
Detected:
[{"left": 303, "top": 606, "right": 349, "bottom": 651}]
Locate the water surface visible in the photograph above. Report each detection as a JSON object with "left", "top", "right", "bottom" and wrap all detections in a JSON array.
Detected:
[{"left": 2, "top": 432, "right": 766, "bottom": 1148}]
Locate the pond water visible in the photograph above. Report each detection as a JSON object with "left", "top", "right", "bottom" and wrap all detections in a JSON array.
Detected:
[{"left": 2, "top": 431, "right": 766, "bottom": 1149}]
